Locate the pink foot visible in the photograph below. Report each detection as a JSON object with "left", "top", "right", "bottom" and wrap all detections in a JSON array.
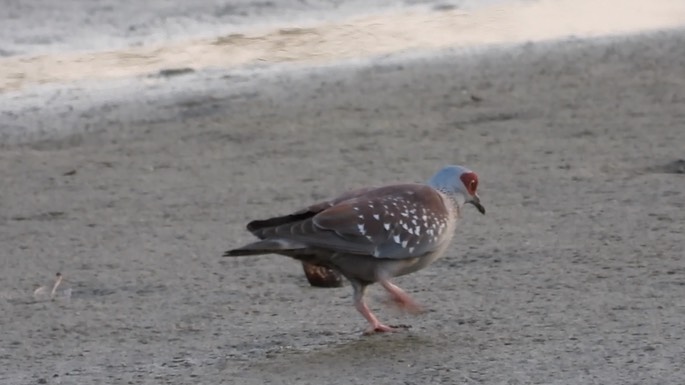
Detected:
[
  {"left": 352, "top": 281, "right": 413, "bottom": 336},
  {"left": 363, "top": 323, "right": 411, "bottom": 335}
]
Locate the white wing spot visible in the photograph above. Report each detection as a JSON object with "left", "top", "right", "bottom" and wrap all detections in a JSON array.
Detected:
[
  {"left": 373, "top": 214, "right": 380, "bottom": 220},
  {"left": 409, "top": 246, "right": 415, "bottom": 253},
  {"left": 393, "top": 234, "right": 401, "bottom": 244},
  {"left": 408, "top": 228, "right": 414, "bottom": 235},
  {"left": 401, "top": 240, "right": 408, "bottom": 248},
  {"left": 357, "top": 223, "right": 366, "bottom": 235},
  {"left": 384, "top": 223, "right": 391, "bottom": 231},
  {"left": 415, "top": 226, "right": 421, "bottom": 235}
]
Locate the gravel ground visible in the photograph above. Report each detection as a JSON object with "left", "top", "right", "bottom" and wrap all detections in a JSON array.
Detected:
[{"left": 1, "top": 12, "right": 685, "bottom": 385}]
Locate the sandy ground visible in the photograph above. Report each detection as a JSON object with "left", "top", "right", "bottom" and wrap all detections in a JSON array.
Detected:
[
  {"left": 3, "top": 0, "right": 685, "bottom": 92},
  {"left": 2, "top": 1, "right": 685, "bottom": 383},
  {"left": 0, "top": 0, "right": 436, "bottom": 57}
]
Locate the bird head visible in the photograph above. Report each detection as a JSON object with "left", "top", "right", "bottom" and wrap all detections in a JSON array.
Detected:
[{"left": 427, "top": 165, "right": 485, "bottom": 215}]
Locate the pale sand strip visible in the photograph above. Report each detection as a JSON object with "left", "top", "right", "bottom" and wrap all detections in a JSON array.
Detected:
[{"left": 2, "top": 0, "right": 685, "bottom": 92}]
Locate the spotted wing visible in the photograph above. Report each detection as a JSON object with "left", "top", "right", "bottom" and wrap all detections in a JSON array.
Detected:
[
  {"left": 313, "top": 184, "right": 453, "bottom": 259},
  {"left": 250, "top": 184, "right": 453, "bottom": 260}
]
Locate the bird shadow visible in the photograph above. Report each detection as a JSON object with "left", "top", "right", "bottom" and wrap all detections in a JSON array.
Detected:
[
  {"left": 329, "top": 330, "right": 434, "bottom": 352},
  {"left": 247, "top": 331, "right": 441, "bottom": 374}
]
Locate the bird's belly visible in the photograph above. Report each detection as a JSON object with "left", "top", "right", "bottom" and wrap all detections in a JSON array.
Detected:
[
  {"left": 387, "top": 238, "right": 454, "bottom": 277},
  {"left": 305, "top": 237, "right": 454, "bottom": 283},
  {"left": 385, "top": 251, "right": 441, "bottom": 278}
]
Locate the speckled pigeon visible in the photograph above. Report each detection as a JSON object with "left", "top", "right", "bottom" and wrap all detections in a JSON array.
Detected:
[{"left": 223, "top": 165, "right": 485, "bottom": 334}]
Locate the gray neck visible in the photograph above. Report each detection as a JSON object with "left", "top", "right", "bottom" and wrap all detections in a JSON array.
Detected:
[{"left": 431, "top": 185, "right": 466, "bottom": 209}]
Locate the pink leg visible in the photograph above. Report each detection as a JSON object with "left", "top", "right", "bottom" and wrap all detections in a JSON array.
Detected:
[
  {"left": 379, "top": 279, "right": 424, "bottom": 314},
  {"left": 352, "top": 282, "right": 401, "bottom": 335}
]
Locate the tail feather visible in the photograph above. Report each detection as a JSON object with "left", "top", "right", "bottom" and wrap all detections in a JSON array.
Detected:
[{"left": 222, "top": 239, "right": 305, "bottom": 257}]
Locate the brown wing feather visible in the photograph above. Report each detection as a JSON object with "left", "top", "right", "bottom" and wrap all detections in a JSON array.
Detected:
[
  {"left": 242, "top": 184, "right": 451, "bottom": 260},
  {"left": 243, "top": 186, "right": 377, "bottom": 288},
  {"left": 246, "top": 186, "right": 377, "bottom": 237}
]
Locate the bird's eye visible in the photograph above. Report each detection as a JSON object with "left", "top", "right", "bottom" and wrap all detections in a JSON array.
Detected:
[{"left": 459, "top": 172, "right": 479, "bottom": 195}]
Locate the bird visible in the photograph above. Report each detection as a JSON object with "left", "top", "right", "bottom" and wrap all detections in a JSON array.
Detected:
[{"left": 223, "top": 165, "right": 485, "bottom": 334}]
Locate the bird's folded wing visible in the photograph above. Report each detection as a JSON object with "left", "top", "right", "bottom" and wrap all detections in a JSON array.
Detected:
[
  {"left": 246, "top": 186, "right": 378, "bottom": 235},
  {"left": 284, "top": 184, "right": 451, "bottom": 260}
]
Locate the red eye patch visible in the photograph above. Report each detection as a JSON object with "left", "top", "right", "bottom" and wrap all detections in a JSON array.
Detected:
[{"left": 459, "top": 172, "right": 479, "bottom": 195}]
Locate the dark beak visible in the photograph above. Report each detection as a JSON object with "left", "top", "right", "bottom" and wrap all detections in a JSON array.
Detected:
[{"left": 470, "top": 194, "right": 486, "bottom": 215}]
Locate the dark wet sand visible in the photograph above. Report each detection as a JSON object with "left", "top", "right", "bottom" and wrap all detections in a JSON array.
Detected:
[{"left": 2, "top": 30, "right": 685, "bottom": 384}]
